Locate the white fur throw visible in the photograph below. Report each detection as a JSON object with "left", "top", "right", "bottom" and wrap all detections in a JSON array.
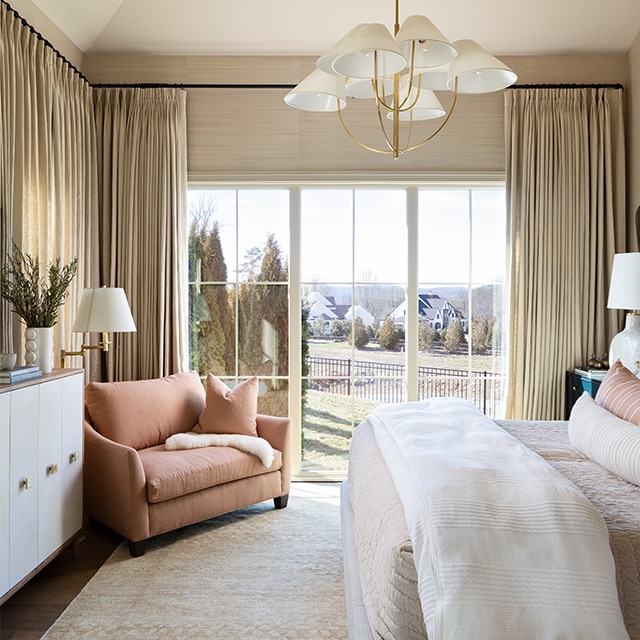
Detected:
[{"left": 165, "top": 432, "right": 274, "bottom": 467}]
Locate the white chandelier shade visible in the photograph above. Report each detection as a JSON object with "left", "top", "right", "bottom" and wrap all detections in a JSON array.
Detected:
[
  {"left": 387, "top": 85, "right": 445, "bottom": 121},
  {"left": 330, "top": 23, "right": 407, "bottom": 79},
  {"left": 394, "top": 16, "right": 457, "bottom": 68},
  {"left": 345, "top": 76, "right": 395, "bottom": 99},
  {"left": 447, "top": 39, "right": 518, "bottom": 94},
  {"left": 284, "top": 3, "right": 517, "bottom": 157},
  {"left": 283, "top": 68, "right": 346, "bottom": 112}
]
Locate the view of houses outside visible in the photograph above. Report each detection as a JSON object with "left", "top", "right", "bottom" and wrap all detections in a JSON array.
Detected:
[{"left": 188, "top": 186, "right": 507, "bottom": 475}]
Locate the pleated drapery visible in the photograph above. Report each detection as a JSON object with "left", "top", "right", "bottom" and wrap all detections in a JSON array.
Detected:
[
  {"left": 0, "top": 5, "right": 98, "bottom": 363},
  {"left": 94, "top": 87, "right": 188, "bottom": 381},
  {"left": 505, "top": 87, "right": 626, "bottom": 420}
]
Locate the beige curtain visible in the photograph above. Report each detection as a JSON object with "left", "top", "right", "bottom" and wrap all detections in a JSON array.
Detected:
[
  {"left": 0, "top": 5, "right": 98, "bottom": 363},
  {"left": 94, "top": 87, "right": 188, "bottom": 381},
  {"left": 505, "top": 87, "right": 626, "bottom": 420}
]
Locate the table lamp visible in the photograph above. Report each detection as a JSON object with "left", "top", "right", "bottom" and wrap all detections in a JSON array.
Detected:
[
  {"left": 61, "top": 287, "right": 136, "bottom": 368},
  {"left": 607, "top": 253, "right": 640, "bottom": 374}
]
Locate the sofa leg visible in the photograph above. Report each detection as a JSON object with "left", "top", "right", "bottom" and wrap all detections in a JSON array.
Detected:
[
  {"left": 274, "top": 494, "right": 289, "bottom": 509},
  {"left": 128, "top": 539, "right": 147, "bottom": 557}
]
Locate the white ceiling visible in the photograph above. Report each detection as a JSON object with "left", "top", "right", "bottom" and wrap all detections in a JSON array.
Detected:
[{"left": 29, "top": 0, "right": 640, "bottom": 58}]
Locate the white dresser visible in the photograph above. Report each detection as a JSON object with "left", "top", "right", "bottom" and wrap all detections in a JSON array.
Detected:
[{"left": 0, "top": 369, "right": 84, "bottom": 604}]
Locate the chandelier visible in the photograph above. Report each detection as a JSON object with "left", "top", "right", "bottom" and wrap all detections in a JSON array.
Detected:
[{"left": 284, "top": 1, "right": 517, "bottom": 159}]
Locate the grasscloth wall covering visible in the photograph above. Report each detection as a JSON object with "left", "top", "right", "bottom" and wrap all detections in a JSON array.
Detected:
[{"left": 505, "top": 87, "right": 626, "bottom": 420}]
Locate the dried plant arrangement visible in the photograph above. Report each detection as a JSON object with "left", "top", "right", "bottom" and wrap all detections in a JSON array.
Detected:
[{"left": 0, "top": 242, "right": 78, "bottom": 327}]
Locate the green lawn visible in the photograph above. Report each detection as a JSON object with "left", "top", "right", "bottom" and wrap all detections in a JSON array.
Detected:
[{"left": 301, "top": 389, "right": 380, "bottom": 472}]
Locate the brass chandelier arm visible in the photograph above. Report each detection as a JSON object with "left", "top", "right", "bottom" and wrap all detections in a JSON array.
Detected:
[
  {"left": 337, "top": 100, "right": 394, "bottom": 154},
  {"left": 401, "top": 78, "right": 459, "bottom": 154},
  {"left": 336, "top": 78, "right": 459, "bottom": 158}
]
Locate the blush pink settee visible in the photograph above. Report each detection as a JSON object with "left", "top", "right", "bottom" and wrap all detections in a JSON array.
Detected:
[{"left": 82, "top": 371, "right": 291, "bottom": 556}]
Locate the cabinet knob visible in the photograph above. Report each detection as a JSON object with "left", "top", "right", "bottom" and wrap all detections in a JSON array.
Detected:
[
  {"left": 21, "top": 477, "right": 33, "bottom": 490},
  {"left": 69, "top": 451, "right": 79, "bottom": 464},
  {"left": 47, "top": 463, "right": 59, "bottom": 476}
]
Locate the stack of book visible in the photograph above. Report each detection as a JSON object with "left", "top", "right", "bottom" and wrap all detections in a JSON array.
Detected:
[
  {"left": 0, "top": 365, "right": 43, "bottom": 384},
  {"left": 574, "top": 366, "right": 608, "bottom": 380}
]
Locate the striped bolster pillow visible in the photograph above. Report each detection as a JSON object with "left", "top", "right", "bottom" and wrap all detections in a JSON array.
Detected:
[
  {"left": 569, "top": 392, "right": 640, "bottom": 487},
  {"left": 595, "top": 360, "right": 640, "bottom": 425}
]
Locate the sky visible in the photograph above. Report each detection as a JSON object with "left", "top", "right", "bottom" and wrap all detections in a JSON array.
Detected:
[{"left": 187, "top": 187, "right": 507, "bottom": 286}]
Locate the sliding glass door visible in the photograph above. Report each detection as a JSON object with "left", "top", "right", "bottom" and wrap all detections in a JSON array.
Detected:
[{"left": 188, "top": 184, "right": 507, "bottom": 477}]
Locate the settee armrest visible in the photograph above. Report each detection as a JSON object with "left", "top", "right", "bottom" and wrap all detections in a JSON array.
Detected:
[
  {"left": 83, "top": 420, "right": 150, "bottom": 542},
  {"left": 256, "top": 414, "right": 292, "bottom": 497}
]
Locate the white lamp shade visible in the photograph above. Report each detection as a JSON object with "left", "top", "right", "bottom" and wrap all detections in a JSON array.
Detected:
[
  {"left": 395, "top": 16, "right": 457, "bottom": 68},
  {"left": 317, "top": 25, "right": 366, "bottom": 74},
  {"left": 447, "top": 39, "right": 517, "bottom": 94},
  {"left": 72, "top": 287, "right": 136, "bottom": 333},
  {"left": 608, "top": 253, "right": 640, "bottom": 310},
  {"left": 387, "top": 84, "right": 445, "bottom": 121},
  {"left": 284, "top": 69, "right": 347, "bottom": 112},
  {"left": 412, "top": 63, "right": 451, "bottom": 91},
  {"left": 331, "top": 23, "right": 407, "bottom": 79},
  {"left": 345, "top": 76, "right": 394, "bottom": 99}
]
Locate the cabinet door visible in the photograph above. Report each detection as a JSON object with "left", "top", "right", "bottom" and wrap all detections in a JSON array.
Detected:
[
  {"left": 0, "top": 393, "right": 10, "bottom": 597},
  {"left": 61, "top": 373, "right": 83, "bottom": 542},
  {"left": 9, "top": 385, "right": 39, "bottom": 589},
  {"left": 38, "top": 379, "right": 63, "bottom": 561}
]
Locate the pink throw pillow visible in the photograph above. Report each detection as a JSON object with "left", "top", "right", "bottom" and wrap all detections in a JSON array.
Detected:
[
  {"left": 194, "top": 374, "right": 258, "bottom": 437},
  {"left": 595, "top": 360, "right": 640, "bottom": 426},
  {"left": 85, "top": 371, "right": 206, "bottom": 449}
]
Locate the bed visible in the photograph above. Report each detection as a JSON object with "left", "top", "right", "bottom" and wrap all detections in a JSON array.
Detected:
[{"left": 341, "top": 385, "right": 640, "bottom": 640}]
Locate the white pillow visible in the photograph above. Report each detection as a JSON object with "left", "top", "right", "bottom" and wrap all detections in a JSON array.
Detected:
[{"left": 569, "top": 392, "right": 640, "bottom": 487}]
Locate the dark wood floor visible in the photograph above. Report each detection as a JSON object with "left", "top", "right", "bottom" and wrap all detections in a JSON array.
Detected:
[{"left": 0, "top": 521, "right": 122, "bottom": 640}]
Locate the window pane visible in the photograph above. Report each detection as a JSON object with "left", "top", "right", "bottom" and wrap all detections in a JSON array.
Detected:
[
  {"left": 238, "top": 190, "right": 289, "bottom": 282},
  {"left": 471, "top": 190, "right": 507, "bottom": 283},
  {"left": 188, "top": 284, "right": 236, "bottom": 376},
  {"left": 419, "top": 190, "right": 470, "bottom": 283},
  {"left": 188, "top": 190, "right": 237, "bottom": 282},
  {"left": 238, "top": 284, "right": 289, "bottom": 377},
  {"left": 301, "top": 190, "right": 353, "bottom": 282},
  {"left": 354, "top": 190, "right": 406, "bottom": 284}
]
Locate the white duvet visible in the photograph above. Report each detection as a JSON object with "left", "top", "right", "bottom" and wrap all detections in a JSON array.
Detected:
[{"left": 369, "top": 398, "right": 628, "bottom": 640}]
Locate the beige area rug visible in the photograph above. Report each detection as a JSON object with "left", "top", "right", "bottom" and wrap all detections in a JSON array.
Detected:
[{"left": 43, "top": 483, "right": 347, "bottom": 640}]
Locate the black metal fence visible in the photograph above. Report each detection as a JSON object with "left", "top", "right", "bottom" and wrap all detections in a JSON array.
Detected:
[{"left": 307, "top": 356, "right": 504, "bottom": 418}]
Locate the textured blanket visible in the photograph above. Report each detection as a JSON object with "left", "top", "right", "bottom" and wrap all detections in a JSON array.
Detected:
[
  {"left": 165, "top": 432, "right": 274, "bottom": 467},
  {"left": 369, "top": 398, "right": 629, "bottom": 640}
]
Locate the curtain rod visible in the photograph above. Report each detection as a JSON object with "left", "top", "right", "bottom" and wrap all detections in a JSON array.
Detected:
[
  {"left": 511, "top": 83, "right": 624, "bottom": 90},
  {"left": 92, "top": 83, "right": 297, "bottom": 90},
  {"left": 2, "top": 1, "right": 89, "bottom": 84}
]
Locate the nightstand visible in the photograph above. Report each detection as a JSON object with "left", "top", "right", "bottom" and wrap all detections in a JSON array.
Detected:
[{"left": 565, "top": 370, "right": 603, "bottom": 419}]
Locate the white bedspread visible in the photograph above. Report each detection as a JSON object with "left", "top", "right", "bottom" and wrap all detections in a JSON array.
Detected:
[{"left": 369, "top": 398, "right": 629, "bottom": 640}]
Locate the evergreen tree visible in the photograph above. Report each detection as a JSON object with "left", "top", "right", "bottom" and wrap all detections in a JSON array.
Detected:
[
  {"left": 418, "top": 322, "right": 438, "bottom": 351},
  {"left": 349, "top": 316, "right": 369, "bottom": 349},
  {"left": 444, "top": 319, "right": 465, "bottom": 353},
  {"left": 471, "top": 316, "right": 493, "bottom": 354},
  {"left": 378, "top": 315, "right": 400, "bottom": 350}
]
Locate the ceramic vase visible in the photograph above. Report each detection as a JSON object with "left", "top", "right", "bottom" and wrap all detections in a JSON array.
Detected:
[{"left": 25, "top": 326, "right": 54, "bottom": 374}]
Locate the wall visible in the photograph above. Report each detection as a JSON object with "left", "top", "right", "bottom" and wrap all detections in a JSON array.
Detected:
[{"left": 83, "top": 54, "right": 629, "bottom": 182}]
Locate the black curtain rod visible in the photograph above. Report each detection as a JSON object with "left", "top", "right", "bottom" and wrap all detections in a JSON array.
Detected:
[
  {"left": 2, "top": 1, "right": 89, "bottom": 84},
  {"left": 92, "top": 83, "right": 297, "bottom": 90},
  {"left": 511, "top": 83, "right": 624, "bottom": 90}
]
